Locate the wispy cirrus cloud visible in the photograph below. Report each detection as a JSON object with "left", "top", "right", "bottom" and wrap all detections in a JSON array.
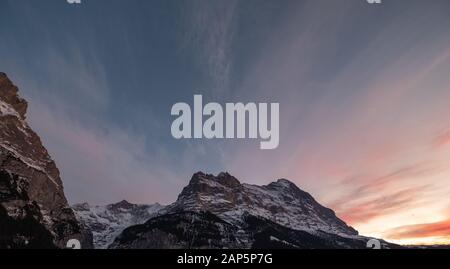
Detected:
[
  {"left": 326, "top": 163, "right": 441, "bottom": 226},
  {"left": 180, "top": 0, "right": 238, "bottom": 95},
  {"left": 337, "top": 186, "right": 431, "bottom": 224},
  {"left": 330, "top": 164, "right": 439, "bottom": 211}
]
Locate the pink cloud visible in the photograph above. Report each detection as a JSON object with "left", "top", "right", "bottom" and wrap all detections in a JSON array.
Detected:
[
  {"left": 338, "top": 186, "right": 430, "bottom": 225},
  {"left": 330, "top": 164, "right": 437, "bottom": 211},
  {"left": 385, "top": 219, "right": 450, "bottom": 240}
]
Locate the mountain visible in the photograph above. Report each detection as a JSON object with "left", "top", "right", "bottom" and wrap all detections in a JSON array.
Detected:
[
  {"left": 110, "top": 172, "right": 398, "bottom": 249},
  {"left": 72, "top": 200, "right": 164, "bottom": 249},
  {"left": 165, "top": 172, "right": 357, "bottom": 236},
  {"left": 110, "top": 211, "right": 385, "bottom": 249},
  {"left": 0, "top": 73, "right": 92, "bottom": 249}
]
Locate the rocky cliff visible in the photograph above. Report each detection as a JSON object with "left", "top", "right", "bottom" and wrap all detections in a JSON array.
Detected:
[{"left": 0, "top": 73, "right": 92, "bottom": 249}]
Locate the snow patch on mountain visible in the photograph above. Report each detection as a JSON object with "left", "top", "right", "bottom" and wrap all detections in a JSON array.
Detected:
[
  {"left": 0, "top": 100, "right": 20, "bottom": 118},
  {"left": 0, "top": 143, "right": 60, "bottom": 187}
]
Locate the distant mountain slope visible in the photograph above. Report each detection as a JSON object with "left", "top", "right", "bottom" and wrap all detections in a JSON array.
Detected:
[
  {"left": 73, "top": 200, "right": 164, "bottom": 249},
  {"left": 0, "top": 73, "right": 92, "bottom": 249}
]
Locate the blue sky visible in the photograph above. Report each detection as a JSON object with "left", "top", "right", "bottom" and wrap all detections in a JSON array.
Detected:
[{"left": 2, "top": 0, "right": 450, "bottom": 244}]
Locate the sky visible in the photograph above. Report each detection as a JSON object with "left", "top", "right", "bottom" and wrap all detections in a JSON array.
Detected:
[{"left": 1, "top": 0, "right": 450, "bottom": 245}]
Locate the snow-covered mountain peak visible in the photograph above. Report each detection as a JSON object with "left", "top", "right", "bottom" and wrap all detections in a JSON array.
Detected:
[{"left": 167, "top": 171, "right": 358, "bottom": 237}]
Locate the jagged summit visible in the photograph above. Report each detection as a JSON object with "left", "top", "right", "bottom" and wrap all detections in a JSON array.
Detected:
[
  {"left": 216, "top": 172, "right": 241, "bottom": 187},
  {"left": 186, "top": 171, "right": 242, "bottom": 193}
]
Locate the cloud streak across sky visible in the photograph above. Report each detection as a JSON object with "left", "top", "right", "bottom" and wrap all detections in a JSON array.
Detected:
[{"left": 1, "top": 0, "right": 450, "bottom": 244}]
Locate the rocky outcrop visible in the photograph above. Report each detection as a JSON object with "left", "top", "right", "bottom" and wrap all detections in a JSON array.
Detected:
[{"left": 0, "top": 73, "right": 92, "bottom": 249}]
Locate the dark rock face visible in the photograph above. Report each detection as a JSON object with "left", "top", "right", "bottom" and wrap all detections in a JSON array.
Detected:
[{"left": 0, "top": 73, "right": 93, "bottom": 249}]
